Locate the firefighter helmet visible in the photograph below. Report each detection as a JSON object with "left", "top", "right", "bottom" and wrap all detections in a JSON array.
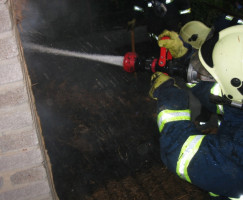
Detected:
[
  {"left": 180, "top": 21, "right": 211, "bottom": 49},
  {"left": 198, "top": 25, "right": 243, "bottom": 105}
]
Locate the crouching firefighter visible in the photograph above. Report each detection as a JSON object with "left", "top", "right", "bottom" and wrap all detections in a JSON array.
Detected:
[{"left": 149, "top": 25, "right": 243, "bottom": 199}]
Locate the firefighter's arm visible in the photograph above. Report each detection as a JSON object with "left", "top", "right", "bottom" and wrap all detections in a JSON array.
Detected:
[
  {"left": 148, "top": 72, "right": 204, "bottom": 188},
  {"left": 149, "top": 71, "right": 195, "bottom": 173},
  {"left": 149, "top": 73, "right": 243, "bottom": 198},
  {"left": 149, "top": 72, "right": 178, "bottom": 100}
]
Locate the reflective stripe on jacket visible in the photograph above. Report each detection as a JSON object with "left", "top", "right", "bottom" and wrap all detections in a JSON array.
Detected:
[
  {"left": 209, "top": 192, "right": 243, "bottom": 200},
  {"left": 210, "top": 83, "right": 224, "bottom": 115},
  {"left": 157, "top": 109, "right": 190, "bottom": 132},
  {"left": 176, "top": 135, "right": 205, "bottom": 182},
  {"left": 225, "top": 15, "right": 243, "bottom": 25}
]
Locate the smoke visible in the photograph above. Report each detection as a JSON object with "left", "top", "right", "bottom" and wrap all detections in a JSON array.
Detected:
[
  {"left": 23, "top": 42, "right": 124, "bottom": 67},
  {"left": 20, "top": 0, "right": 91, "bottom": 42}
]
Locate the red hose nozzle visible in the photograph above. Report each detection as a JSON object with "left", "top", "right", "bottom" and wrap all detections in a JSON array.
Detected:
[{"left": 123, "top": 52, "right": 138, "bottom": 73}]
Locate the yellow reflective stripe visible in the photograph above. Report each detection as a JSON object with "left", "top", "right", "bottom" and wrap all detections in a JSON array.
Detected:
[
  {"left": 165, "top": 0, "right": 174, "bottom": 4},
  {"left": 210, "top": 83, "right": 221, "bottom": 96},
  {"left": 209, "top": 192, "right": 243, "bottom": 199},
  {"left": 237, "top": 19, "right": 243, "bottom": 25},
  {"left": 209, "top": 192, "right": 219, "bottom": 197},
  {"left": 179, "top": 8, "right": 191, "bottom": 15},
  {"left": 216, "top": 104, "right": 224, "bottom": 115},
  {"left": 176, "top": 135, "right": 206, "bottom": 183},
  {"left": 218, "top": 119, "right": 221, "bottom": 126},
  {"left": 225, "top": 15, "right": 234, "bottom": 21},
  {"left": 186, "top": 83, "right": 197, "bottom": 88},
  {"left": 210, "top": 83, "right": 224, "bottom": 115},
  {"left": 157, "top": 110, "right": 191, "bottom": 132},
  {"left": 133, "top": 5, "right": 144, "bottom": 12},
  {"left": 229, "top": 196, "right": 243, "bottom": 200}
]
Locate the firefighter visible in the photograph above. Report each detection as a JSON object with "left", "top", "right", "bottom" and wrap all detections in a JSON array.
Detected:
[
  {"left": 129, "top": 0, "right": 191, "bottom": 40},
  {"left": 149, "top": 25, "right": 243, "bottom": 199},
  {"left": 179, "top": 19, "right": 243, "bottom": 127}
]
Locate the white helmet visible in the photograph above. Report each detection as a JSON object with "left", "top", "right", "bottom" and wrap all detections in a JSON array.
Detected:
[
  {"left": 180, "top": 21, "right": 211, "bottom": 49},
  {"left": 199, "top": 25, "right": 243, "bottom": 106}
]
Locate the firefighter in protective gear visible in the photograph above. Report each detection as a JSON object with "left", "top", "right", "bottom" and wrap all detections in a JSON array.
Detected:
[
  {"left": 179, "top": 21, "right": 212, "bottom": 50},
  {"left": 129, "top": 0, "right": 191, "bottom": 40},
  {"left": 149, "top": 25, "right": 243, "bottom": 199},
  {"left": 179, "top": 16, "right": 243, "bottom": 51}
]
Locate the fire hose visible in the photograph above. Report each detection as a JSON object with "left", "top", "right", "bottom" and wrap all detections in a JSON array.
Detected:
[
  {"left": 123, "top": 36, "right": 189, "bottom": 81},
  {"left": 122, "top": 35, "right": 215, "bottom": 85}
]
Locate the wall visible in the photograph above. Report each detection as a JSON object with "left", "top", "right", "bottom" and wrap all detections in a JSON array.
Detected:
[{"left": 0, "top": 0, "right": 58, "bottom": 199}]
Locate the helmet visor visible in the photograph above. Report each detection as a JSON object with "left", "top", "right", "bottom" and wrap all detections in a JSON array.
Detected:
[{"left": 189, "top": 51, "right": 215, "bottom": 82}]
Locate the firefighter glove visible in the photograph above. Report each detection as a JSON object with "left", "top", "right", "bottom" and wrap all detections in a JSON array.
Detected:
[
  {"left": 149, "top": 72, "right": 177, "bottom": 100},
  {"left": 158, "top": 30, "right": 188, "bottom": 58}
]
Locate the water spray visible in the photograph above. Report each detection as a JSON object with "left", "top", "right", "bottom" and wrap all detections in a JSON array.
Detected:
[{"left": 23, "top": 42, "right": 124, "bottom": 67}]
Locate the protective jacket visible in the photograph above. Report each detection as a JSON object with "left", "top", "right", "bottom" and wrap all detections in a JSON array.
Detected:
[
  {"left": 153, "top": 80, "right": 243, "bottom": 199},
  {"left": 132, "top": 0, "right": 191, "bottom": 35}
]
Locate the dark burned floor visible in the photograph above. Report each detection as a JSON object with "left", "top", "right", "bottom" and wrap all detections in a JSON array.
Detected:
[
  {"left": 23, "top": 42, "right": 209, "bottom": 200},
  {"left": 19, "top": 0, "right": 211, "bottom": 199}
]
